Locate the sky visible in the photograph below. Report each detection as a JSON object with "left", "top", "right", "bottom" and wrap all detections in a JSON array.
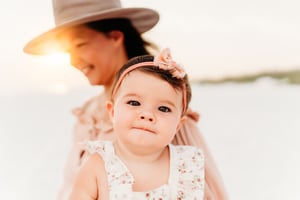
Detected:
[{"left": 1, "top": 0, "right": 300, "bottom": 94}]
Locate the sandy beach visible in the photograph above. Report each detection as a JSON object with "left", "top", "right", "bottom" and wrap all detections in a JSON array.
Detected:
[{"left": 0, "top": 80, "right": 299, "bottom": 200}]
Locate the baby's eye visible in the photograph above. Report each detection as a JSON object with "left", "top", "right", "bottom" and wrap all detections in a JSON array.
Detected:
[
  {"left": 127, "top": 100, "right": 140, "bottom": 106},
  {"left": 158, "top": 106, "right": 171, "bottom": 113}
]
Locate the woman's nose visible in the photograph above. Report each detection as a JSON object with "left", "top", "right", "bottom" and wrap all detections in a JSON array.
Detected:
[{"left": 70, "top": 53, "right": 82, "bottom": 68}]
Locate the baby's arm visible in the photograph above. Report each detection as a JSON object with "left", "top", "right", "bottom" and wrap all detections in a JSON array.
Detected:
[{"left": 68, "top": 153, "right": 108, "bottom": 200}]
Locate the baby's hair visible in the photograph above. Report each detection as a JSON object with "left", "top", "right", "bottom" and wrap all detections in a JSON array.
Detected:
[{"left": 111, "top": 54, "right": 192, "bottom": 114}]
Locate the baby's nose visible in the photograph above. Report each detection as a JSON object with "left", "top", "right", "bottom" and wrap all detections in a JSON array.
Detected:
[{"left": 139, "top": 113, "right": 155, "bottom": 122}]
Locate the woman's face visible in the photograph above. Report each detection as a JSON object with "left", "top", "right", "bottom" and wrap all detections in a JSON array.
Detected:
[{"left": 59, "top": 25, "right": 128, "bottom": 86}]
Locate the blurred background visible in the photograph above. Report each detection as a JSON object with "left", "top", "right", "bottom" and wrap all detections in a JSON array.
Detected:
[{"left": 0, "top": 0, "right": 299, "bottom": 199}]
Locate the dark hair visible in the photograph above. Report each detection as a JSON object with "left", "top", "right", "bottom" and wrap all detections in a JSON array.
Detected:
[
  {"left": 112, "top": 55, "right": 192, "bottom": 113},
  {"left": 86, "top": 18, "right": 157, "bottom": 58}
]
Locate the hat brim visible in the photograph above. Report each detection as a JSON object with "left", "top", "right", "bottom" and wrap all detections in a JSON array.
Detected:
[{"left": 23, "top": 7, "right": 159, "bottom": 55}]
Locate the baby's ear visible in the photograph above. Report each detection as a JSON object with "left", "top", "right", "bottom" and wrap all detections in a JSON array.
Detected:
[
  {"left": 106, "top": 101, "right": 114, "bottom": 121},
  {"left": 176, "top": 116, "right": 186, "bottom": 132}
]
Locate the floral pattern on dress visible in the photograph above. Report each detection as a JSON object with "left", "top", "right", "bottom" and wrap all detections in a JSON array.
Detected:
[{"left": 85, "top": 141, "right": 204, "bottom": 200}]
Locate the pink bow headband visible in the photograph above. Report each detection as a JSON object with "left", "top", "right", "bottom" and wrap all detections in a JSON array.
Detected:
[
  {"left": 112, "top": 48, "right": 187, "bottom": 113},
  {"left": 153, "top": 48, "right": 186, "bottom": 79}
]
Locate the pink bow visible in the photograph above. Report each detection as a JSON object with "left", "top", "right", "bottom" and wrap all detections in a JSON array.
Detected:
[{"left": 154, "top": 48, "right": 186, "bottom": 79}]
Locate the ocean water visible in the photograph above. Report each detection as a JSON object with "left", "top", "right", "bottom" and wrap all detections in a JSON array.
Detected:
[{"left": 0, "top": 80, "right": 299, "bottom": 200}]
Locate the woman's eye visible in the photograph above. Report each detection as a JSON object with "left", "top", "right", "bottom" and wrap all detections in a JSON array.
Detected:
[
  {"left": 75, "top": 42, "right": 86, "bottom": 48},
  {"left": 68, "top": 43, "right": 85, "bottom": 52},
  {"left": 72, "top": 39, "right": 87, "bottom": 48},
  {"left": 158, "top": 106, "right": 171, "bottom": 113},
  {"left": 127, "top": 100, "right": 140, "bottom": 106}
]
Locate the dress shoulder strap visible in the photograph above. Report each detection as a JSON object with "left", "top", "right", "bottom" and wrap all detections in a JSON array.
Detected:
[
  {"left": 85, "top": 140, "right": 134, "bottom": 199},
  {"left": 170, "top": 144, "right": 205, "bottom": 199},
  {"left": 85, "top": 140, "right": 113, "bottom": 156}
]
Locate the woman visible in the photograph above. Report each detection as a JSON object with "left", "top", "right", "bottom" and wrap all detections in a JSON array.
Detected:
[{"left": 23, "top": 0, "right": 228, "bottom": 199}]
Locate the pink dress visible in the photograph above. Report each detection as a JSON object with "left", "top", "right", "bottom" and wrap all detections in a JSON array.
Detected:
[
  {"left": 57, "top": 92, "right": 228, "bottom": 200},
  {"left": 85, "top": 140, "right": 205, "bottom": 200}
]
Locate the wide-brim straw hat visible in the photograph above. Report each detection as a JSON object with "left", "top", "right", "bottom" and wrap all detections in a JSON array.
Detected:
[{"left": 23, "top": 0, "right": 159, "bottom": 55}]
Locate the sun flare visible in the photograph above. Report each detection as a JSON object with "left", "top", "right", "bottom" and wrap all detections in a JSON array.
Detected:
[
  {"left": 43, "top": 53, "right": 70, "bottom": 68},
  {"left": 47, "top": 82, "right": 69, "bottom": 95}
]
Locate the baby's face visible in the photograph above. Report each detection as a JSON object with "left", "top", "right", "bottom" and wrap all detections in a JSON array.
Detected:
[{"left": 108, "top": 70, "right": 184, "bottom": 150}]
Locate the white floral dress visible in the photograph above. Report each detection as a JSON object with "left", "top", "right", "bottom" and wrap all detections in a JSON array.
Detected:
[{"left": 86, "top": 140, "right": 205, "bottom": 200}]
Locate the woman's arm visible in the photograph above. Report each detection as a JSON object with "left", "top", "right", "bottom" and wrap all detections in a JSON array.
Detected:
[{"left": 68, "top": 153, "right": 107, "bottom": 200}]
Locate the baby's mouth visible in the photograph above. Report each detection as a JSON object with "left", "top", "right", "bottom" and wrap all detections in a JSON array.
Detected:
[{"left": 133, "top": 126, "right": 155, "bottom": 134}]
